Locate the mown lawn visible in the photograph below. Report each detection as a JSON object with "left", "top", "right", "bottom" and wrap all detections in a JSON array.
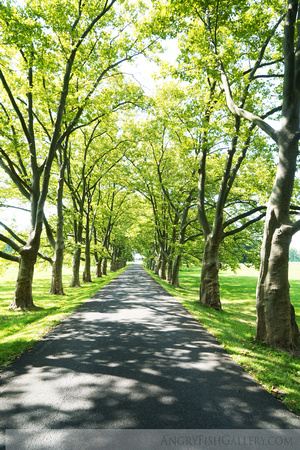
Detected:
[
  {"left": 146, "top": 263, "right": 300, "bottom": 416},
  {"left": 0, "top": 265, "right": 128, "bottom": 368}
]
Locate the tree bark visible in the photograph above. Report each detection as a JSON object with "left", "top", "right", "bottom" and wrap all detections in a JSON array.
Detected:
[
  {"left": 9, "top": 245, "right": 37, "bottom": 310},
  {"left": 166, "top": 258, "right": 173, "bottom": 283},
  {"left": 49, "top": 246, "right": 64, "bottom": 295},
  {"left": 255, "top": 0, "right": 300, "bottom": 351},
  {"left": 96, "top": 257, "right": 103, "bottom": 277},
  {"left": 171, "top": 254, "right": 181, "bottom": 287},
  {"left": 200, "top": 235, "right": 222, "bottom": 311},
  {"left": 49, "top": 153, "right": 65, "bottom": 295},
  {"left": 102, "top": 257, "right": 107, "bottom": 276},
  {"left": 110, "top": 249, "right": 117, "bottom": 272},
  {"left": 70, "top": 246, "right": 81, "bottom": 287},
  {"left": 158, "top": 253, "right": 167, "bottom": 280},
  {"left": 82, "top": 213, "right": 92, "bottom": 283},
  {"left": 155, "top": 255, "right": 161, "bottom": 275},
  {"left": 256, "top": 137, "right": 300, "bottom": 349}
]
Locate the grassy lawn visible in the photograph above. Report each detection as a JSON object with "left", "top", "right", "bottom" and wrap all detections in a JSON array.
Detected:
[
  {"left": 0, "top": 265, "right": 128, "bottom": 368},
  {"left": 146, "top": 263, "right": 300, "bottom": 416}
]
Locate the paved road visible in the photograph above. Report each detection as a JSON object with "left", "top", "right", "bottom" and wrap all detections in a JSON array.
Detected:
[{"left": 1, "top": 265, "right": 299, "bottom": 448}]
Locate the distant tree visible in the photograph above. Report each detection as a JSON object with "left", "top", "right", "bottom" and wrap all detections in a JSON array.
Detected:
[
  {"left": 0, "top": 0, "right": 156, "bottom": 309},
  {"left": 289, "top": 248, "right": 300, "bottom": 262}
]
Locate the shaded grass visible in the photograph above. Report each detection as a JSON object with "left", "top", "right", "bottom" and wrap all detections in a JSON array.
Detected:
[
  {"left": 0, "top": 266, "right": 128, "bottom": 367},
  {"left": 146, "top": 264, "right": 300, "bottom": 416}
]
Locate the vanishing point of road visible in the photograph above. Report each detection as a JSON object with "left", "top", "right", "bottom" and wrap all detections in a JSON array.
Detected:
[{"left": 1, "top": 265, "right": 299, "bottom": 449}]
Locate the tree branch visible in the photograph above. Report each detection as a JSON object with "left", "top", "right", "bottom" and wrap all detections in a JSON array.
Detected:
[
  {"left": 184, "top": 232, "right": 203, "bottom": 243},
  {"left": 223, "top": 212, "right": 266, "bottom": 238},
  {"left": 291, "top": 220, "right": 300, "bottom": 235},
  {"left": 0, "top": 70, "right": 31, "bottom": 145},
  {"left": 0, "top": 250, "right": 20, "bottom": 262},
  {"left": 223, "top": 206, "right": 266, "bottom": 229},
  {"left": 0, "top": 233, "right": 22, "bottom": 253},
  {"left": 43, "top": 215, "right": 56, "bottom": 250},
  {"left": 220, "top": 70, "right": 279, "bottom": 142},
  {"left": 0, "top": 221, "right": 26, "bottom": 246}
]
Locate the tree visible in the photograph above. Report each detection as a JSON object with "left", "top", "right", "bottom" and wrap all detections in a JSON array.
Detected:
[
  {"left": 163, "top": 0, "right": 285, "bottom": 312},
  {"left": 125, "top": 83, "right": 205, "bottom": 284},
  {"left": 0, "top": 0, "right": 155, "bottom": 308},
  {"left": 201, "top": 0, "right": 300, "bottom": 348},
  {"left": 254, "top": 1, "right": 300, "bottom": 349},
  {"left": 289, "top": 247, "right": 300, "bottom": 262}
]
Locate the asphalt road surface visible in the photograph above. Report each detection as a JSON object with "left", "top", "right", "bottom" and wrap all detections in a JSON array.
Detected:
[{"left": 1, "top": 265, "right": 299, "bottom": 449}]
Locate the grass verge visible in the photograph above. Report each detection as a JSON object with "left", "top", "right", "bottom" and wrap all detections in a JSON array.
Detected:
[
  {"left": 0, "top": 266, "right": 128, "bottom": 368},
  {"left": 145, "top": 264, "right": 300, "bottom": 416}
]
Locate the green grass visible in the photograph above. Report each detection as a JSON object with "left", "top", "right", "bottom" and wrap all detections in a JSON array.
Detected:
[
  {"left": 0, "top": 265, "right": 128, "bottom": 368},
  {"left": 145, "top": 263, "right": 300, "bottom": 416}
]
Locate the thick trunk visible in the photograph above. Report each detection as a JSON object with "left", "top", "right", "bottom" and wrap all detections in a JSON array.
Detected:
[
  {"left": 83, "top": 249, "right": 92, "bottom": 282},
  {"left": 49, "top": 246, "right": 64, "bottom": 295},
  {"left": 256, "top": 210, "right": 300, "bottom": 349},
  {"left": 96, "top": 257, "right": 103, "bottom": 277},
  {"left": 83, "top": 212, "right": 92, "bottom": 282},
  {"left": 9, "top": 246, "right": 37, "bottom": 310},
  {"left": 49, "top": 166, "right": 65, "bottom": 295},
  {"left": 102, "top": 257, "right": 107, "bottom": 276},
  {"left": 159, "top": 253, "right": 167, "bottom": 280},
  {"left": 166, "top": 259, "right": 173, "bottom": 283},
  {"left": 110, "top": 251, "right": 117, "bottom": 272},
  {"left": 70, "top": 246, "right": 81, "bottom": 287},
  {"left": 155, "top": 258, "right": 161, "bottom": 275},
  {"left": 171, "top": 255, "right": 181, "bottom": 287},
  {"left": 256, "top": 129, "right": 300, "bottom": 349},
  {"left": 155, "top": 250, "right": 163, "bottom": 276},
  {"left": 200, "top": 235, "right": 222, "bottom": 311}
]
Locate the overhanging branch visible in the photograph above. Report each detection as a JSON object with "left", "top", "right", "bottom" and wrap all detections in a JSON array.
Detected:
[
  {"left": 223, "top": 212, "right": 266, "bottom": 238},
  {"left": 0, "top": 250, "right": 20, "bottom": 262}
]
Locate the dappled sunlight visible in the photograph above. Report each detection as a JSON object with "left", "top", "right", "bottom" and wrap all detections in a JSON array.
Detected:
[
  {"left": 148, "top": 266, "right": 300, "bottom": 414},
  {"left": 0, "top": 268, "right": 128, "bottom": 367},
  {"left": 1, "top": 266, "right": 298, "bottom": 431}
]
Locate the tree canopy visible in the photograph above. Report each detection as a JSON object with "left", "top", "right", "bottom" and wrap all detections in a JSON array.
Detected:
[{"left": 1, "top": 0, "right": 300, "bottom": 350}]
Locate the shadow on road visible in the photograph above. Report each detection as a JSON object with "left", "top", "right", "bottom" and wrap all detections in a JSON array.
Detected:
[{"left": 1, "top": 265, "right": 299, "bottom": 433}]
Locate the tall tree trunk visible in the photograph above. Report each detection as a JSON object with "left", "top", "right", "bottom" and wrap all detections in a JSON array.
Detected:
[
  {"left": 102, "top": 257, "right": 107, "bottom": 276},
  {"left": 9, "top": 245, "right": 38, "bottom": 310},
  {"left": 167, "top": 259, "right": 173, "bottom": 283},
  {"left": 83, "top": 257, "right": 92, "bottom": 282},
  {"left": 96, "top": 257, "right": 103, "bottom": 277},
  {"left": 168, "top": 217, "right": 179, "bottom": 285},
  {"left": 215, "top": 0, "right": 300, "bottom": 349},
  {"left": 49, "top": 246, "right": 64, "bottom": 295},
  {"left": 256, "top": 137, "right": 300, "bottom": 349},
  {"left": 83, "top": 206, "right": 92, "bottom": 282},
  {"left": 171, "top": 255, "right": 181, "bottom": 287},
  {"left": 159, "top": 253, "right": 167, "bottom": 280},
  {"left": 70, "top": 246, "right": 81, "bottom": 287},
  {"left": 254, "top": 0, "right": 300, "bottom": 350},
  {"left": 49, "top": 155, "right": 65, "bottom": 295},
  {"left": 200, "top": 235, "right": 222, "bottom": 311},
  {"left": 155, "top": 250, "right": 162, "bottom": 275},
  {"left": 110, "top": 249, "right": 117, "bottom": 272},
  {"left": 83, "top": 223, "right": 92, "bottom": 283}
]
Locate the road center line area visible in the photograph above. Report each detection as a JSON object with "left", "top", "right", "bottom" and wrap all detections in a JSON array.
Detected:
[{"left": 1, "top": 265, "right": 299, "bottom": 448}]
